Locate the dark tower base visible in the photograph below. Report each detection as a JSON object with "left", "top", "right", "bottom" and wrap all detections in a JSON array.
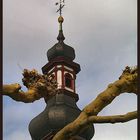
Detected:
[{"left": 29, "top": 94, "right": 94, "bottom": 140}]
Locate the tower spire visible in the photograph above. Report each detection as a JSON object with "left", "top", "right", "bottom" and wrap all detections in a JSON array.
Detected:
[{"left": 55, "top": 0, "right": 65, "bottom": 42}]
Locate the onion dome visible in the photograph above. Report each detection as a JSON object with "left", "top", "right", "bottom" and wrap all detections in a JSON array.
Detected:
[
  {"left": 47, "top": 16, "right": 75, "bottom": 61},
  {"left": 47, "top": 42, "right": 75, "bottom": 61},
  {"left": 29, "top": 94, "right": 95, "bottom": 140}
]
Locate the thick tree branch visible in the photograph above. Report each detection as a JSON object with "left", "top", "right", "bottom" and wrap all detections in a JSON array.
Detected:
[
  {"left": 83, "top": 66, "right": 137, "bottom": 116},
  {"left": 88, "top": 111, "right": 137, "bottom": 124},
  {"left": 3, "top": 84, "right": 42, "bottom": 103},
  {"left": 3, "top": 66, "right": 137, "bottom": 139},
  {"left": 52, "top": 66, "right": 137, "bottom": 140},
  {"left": 3, "top": 69, "right": 58, "bottom": 103}
]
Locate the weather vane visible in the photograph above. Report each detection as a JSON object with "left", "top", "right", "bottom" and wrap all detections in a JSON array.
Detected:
[{"left": 55, "top": 0, "right": 65, "bottom": 16}]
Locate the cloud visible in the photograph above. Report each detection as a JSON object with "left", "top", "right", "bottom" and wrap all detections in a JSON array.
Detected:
[
  {"left": 3, "top": 0, "right": 137, "bottom": 139},
  {"left": 3, "top": 130, "right": 31, "bottom": 140},
  {"left": 92, "top": 120, "right": 137, "bottom": 140},
  {"left": 3, "top": 98, "right": 45, "bottom": 138}
]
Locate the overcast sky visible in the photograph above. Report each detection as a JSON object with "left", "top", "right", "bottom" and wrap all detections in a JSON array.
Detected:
[{"left": 3, "top": 0, "right": 137, "bottom": 140}]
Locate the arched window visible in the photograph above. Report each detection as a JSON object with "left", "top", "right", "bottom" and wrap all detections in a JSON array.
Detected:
[{"left": 65, "top": 73, "right": 73, "bottom": 89}]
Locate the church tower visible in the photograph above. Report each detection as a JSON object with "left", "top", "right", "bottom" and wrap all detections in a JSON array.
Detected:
[
  {"left": 42, "top": 15, "right": 80, "bottom": 102},
  {"left": 29, "top": 1, "right": 94, "bottom": 140}
]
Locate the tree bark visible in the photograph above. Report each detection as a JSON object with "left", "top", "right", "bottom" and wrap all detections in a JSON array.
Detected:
[
  {"left": 52, "top": 66, "right": 137, "bottom": 140},
  {"left": 2, "top": 67, "right": 137, "bottom": 140},
  {"left": 3, "top": 84, "right": 42, "bottom": 103},
  {"left": 88, "top": 111, "right": 137, "bottom": 124},
  {"left": 3, "top": 69, "right": 58, "bottom": 103}
]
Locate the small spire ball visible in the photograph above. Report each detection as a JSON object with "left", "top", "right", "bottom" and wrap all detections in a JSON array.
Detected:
[{"left": 58, "top": 16, "right": 64, "bottom": 23}]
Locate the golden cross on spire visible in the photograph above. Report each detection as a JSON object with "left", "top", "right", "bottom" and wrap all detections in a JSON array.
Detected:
[{"left": 55, "top": 0, "right": 65, "bottom": 16}]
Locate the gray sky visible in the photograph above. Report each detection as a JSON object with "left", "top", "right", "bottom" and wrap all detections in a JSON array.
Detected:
[{"left": 3, "top": 0, "right": 137, "bottom": 140}]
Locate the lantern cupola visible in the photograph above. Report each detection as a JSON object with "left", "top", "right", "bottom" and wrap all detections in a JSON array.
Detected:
[{"left": 42, "top": 15, "right": 81, "bottom": 101}]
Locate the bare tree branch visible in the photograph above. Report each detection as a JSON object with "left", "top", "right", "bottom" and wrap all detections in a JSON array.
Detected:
[
  {"left": 52, "top": 66, "right": 137, "bottom": 140},
  {"left": 83, "top": 66, "right": 137, "bottom": 116},
  {"left": 3, "top": 69, "right": 58, "bottom": 103},
  {"left": 88, "top": 111, "right": 137, "bottom": 124},
  {"left": 3, "top": 66, "right": 137, "bottom": 139},
  {"left": 3, "top": 84, "right": 42, "bottom": 103}
]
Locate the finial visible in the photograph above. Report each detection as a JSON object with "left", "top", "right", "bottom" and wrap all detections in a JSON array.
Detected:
[{"left": 55, "top": 0, "right": 65, "bottom": 42}]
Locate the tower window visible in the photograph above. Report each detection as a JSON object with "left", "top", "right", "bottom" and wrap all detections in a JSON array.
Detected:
[{"left": 65, "top": 73, "right": 73, "bottom": 89}]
